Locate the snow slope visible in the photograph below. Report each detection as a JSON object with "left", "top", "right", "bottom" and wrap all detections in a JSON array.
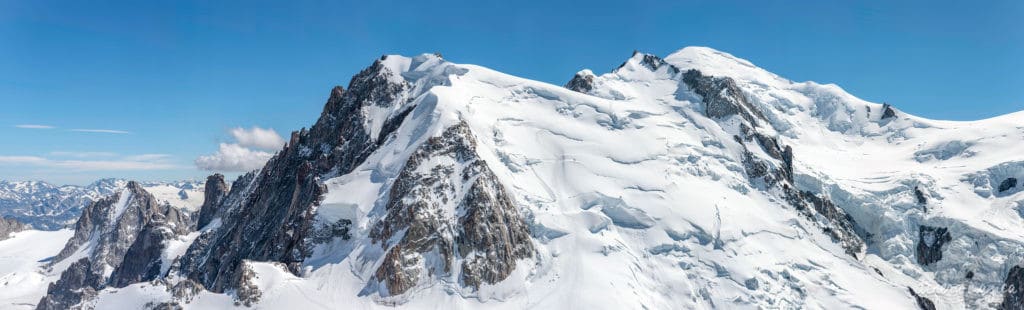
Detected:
[
  {"left": 0, "top": 230, "right": 73, "bottom": 310},
  {"left": 54, "top": 47, "right": 1024, "bottom": 308}
]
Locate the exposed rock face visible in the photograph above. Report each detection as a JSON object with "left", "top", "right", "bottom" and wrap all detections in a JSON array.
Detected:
[
  {"left": 914, "top": 186, "right": 927, "bottom": 204},
  {"left": 616, "top": 51, "right": 670, "bottom": 72},
  {"left": 233, "top": 262, "right": 262, "bottom": 307},
  {"left": 167, "top": 279, "right": 204, "bottom": 304},
  {"left": 633, "top": 51, "right": 668, "bottom": 71},
  {"left": 179, "top": 56, "right": 419, "bottom": 294},
  {"left": 0, "top": 216, "right": 26, "bottom": 240},
  {"left": 999, "top": 177, "right": 1018, "bottom": 193},
  {"left": 794, "top": 190, "right": 865, "bottom": 256},
  {"left": 916, "top": 225, "right": 951, "bottom": 266},
  {"left": 36, "top": 258, "right": 103, "bottom": 310},
  {"left": 38, "top": 182, "right": 192, "bottom": 310},
  {"left": 145, "top": 302, "right": 183, "bottom": 310},
  {"left": 907, "top": 287, "right": 936, "bottom": 310},
  {"left": 196, "top": 174, "right": 228, "bottom": 229},
  {"left": 565, "top": 70, "right": 595, "bottom": 93},
  {"left": 109, "top": 222, "right": 174, "bottom": 287},
  {"left": 1000, "top": 265, "right": 1024, "bottom": 310},
  {"left": 881, "top": 103, "right": 898, "bottom": 120},
  {"left": 914, "top": 186, "right": 928, "bottom": 212},
  {"left": 369, "top": 121, "right": 533, "bottom": 296},
  {"left": 740, "top": 124, "right": 795, "bottom": 184},
  {"left": 734, "top": 124, "right": 864, "bottom": 257},
  {"left": 308, "top": 218, "right": 352, "bottom": 244},
  {"left": 682, "top": 69, "right": 766, "bottom": 125}
]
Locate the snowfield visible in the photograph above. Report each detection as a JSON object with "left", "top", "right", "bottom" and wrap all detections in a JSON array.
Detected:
[
  {"left": 19, "top": 46, "right": 1024, "bottom": 309},
  {"left": 0, "top": 230, "right": 73, "bottom": 310}
]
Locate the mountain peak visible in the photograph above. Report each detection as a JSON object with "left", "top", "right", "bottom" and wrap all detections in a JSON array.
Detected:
[{"left": 665, "top": 46, "right": 788, "bottom": 85}]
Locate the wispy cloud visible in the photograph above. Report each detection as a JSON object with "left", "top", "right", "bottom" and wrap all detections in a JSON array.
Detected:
[
  {"left": 123, "top": 153, "right": 172, "bottom": 161},
  {"left": 0, "top": 156, "right": 48, "bottom": 164},
  {"left": 48, "top": 151, "right": 119, "bottom": 158},
  {"left": 70, "top": 129, "right": 132, "bottom": 134},
  {"left": 15, "top": 124, "right": 55, "bottom": 129},
  {"left": 0, "top": 154, "right": 177, "bottom": 171}
]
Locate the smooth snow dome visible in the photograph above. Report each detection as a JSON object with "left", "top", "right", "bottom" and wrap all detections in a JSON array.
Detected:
[{"left": 32, "top": 47, "right": 1024, "bottom": 309}]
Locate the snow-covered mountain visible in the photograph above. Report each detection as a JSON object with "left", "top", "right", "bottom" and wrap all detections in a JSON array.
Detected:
[
  {"left": 0, "top": 179, "right": 205, "bottom": 230},
  {"left": 4, "top": 46, "right": 1024, "bottom": 309}
]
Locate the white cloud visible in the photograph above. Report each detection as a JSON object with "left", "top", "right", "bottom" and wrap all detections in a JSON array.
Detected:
[
  {"left": 195, "top": 143, "right": 275, "bottom": 172},
  {"left": 71, "top": 129, "right": 132, "bottom": 134},
  {"left": 0, "top": 155, "right": 177, "bottom": 171},
  {"left": 15, "top": 124, "right": 55, "bottom": 129},
  {"left": 194, "top": 126, "right": 286, "bottom": 172},
  {"left": 230, "top": 127, "right": 286, "bottom": 150}
]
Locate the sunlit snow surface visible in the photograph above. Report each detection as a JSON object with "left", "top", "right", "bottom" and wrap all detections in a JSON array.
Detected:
[
  {"left": 87, "top": 47, "right": 1023, "bottom": 309},
  {"left": 0, "top": 230, "right": 73, "bottom": 309}
]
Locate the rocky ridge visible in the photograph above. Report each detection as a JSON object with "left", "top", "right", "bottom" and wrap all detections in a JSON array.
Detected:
[{"left": 36, "top": 182, "right": 193, "bottom": 310}]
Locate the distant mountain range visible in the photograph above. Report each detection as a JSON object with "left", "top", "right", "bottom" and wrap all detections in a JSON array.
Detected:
[{"left": 0, "top": 178, "right": 205, "bottom": 230}]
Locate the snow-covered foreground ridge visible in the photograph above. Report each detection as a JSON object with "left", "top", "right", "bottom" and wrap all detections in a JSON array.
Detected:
[{"left": 17, "top": 46, "right": 1024, "bottom": 309}]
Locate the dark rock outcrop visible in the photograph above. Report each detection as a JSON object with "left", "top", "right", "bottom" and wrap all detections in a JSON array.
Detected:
[
  {"left": 196, "top": 174, "right": 228, "bottom": 229},
  {"left": 636, "top": 52, "right": 667, "bottom": 71},
  {"left": 914, "top": 186, "right": 928, "bottom": 212},
  {"left": 38, "top": 182, "right": 192, "bottom": 310},
  {"left": 0, "top": 216, "right": 26, "bottom": 240},
  {"left": 914, "top": 186, "right": 928, "bottom": 206},
  {"left": 794, "top": 190, "right": 865, "bottom": 256},
  {"left": 109, "top": 222, "right": 174, "bottom": 287},
  {"left": 233, "top": 263, "right": 262, "bottom": 307},
  {"left": 52, "top": 182, "right": 190, "bottom": 268},
  {"left": 617, "top": 51, "right": 674, "bottom": 72},
  {"left": 167, "top": 279, "right": 204, "bottom": 304},
  {"left": 916, "top": 225, "right": 952, "bottom": 266},
  {"left": 36, "top": 258, "right": 104, "bottom": 310},
  {"left": 682, "top": 69, "right": 766, "bottom": 126},
  {"left": 179, "top": 56, "right": 419, "bottom": 294},
  {"left": 740, "top": 124, "right": 794, "bottom": 184},
  {"left": 145, "top": 302, "right": 183, "bottom": 310},
  {"left": 881, "top": 103, "right": 898, "bottom": 120},
  {"left": 369, "top": 121, "right": 533, "bottom": 296},
  {"left": 565, "top": 70, "right": 595, "bottom": 93},
  {"left": 999, "top": 177, "right": 1018, "bottom": 193},
  {"left": 1000, "top": 265, "right": 1024, "bottom": 310},
  {"left": 734, "top": 124, "right": 864, "bottom": 257},
  {"left": 907, "top": 287, "right": 936, "bottom": 310}
]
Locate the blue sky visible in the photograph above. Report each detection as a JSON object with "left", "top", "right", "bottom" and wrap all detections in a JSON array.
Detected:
[{"left": 1, "top": 0, "right": 1021, "bottom": 185}]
